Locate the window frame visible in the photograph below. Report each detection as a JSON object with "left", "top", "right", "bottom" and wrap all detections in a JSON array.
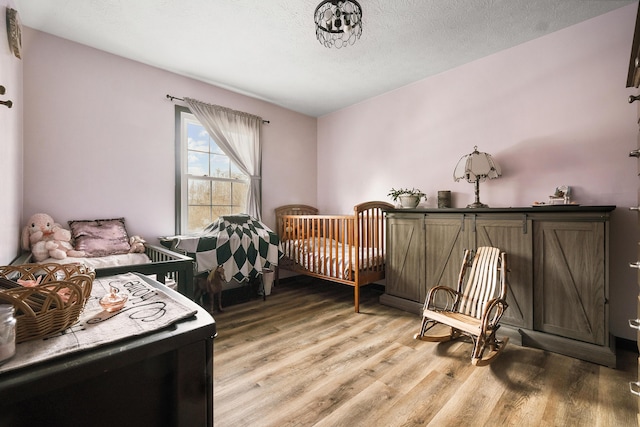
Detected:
[{"left": 174, "top": 106, "right": 248, "bottom": 234}]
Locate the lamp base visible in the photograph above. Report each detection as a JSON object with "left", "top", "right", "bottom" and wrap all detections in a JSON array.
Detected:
[{"left": 466, "top": 202, "right": 488, "bottom": 208}]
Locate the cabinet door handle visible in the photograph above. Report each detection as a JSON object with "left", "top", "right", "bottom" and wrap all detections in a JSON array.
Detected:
[
  {"left": 629, "top": 261, "right": 640, "bottom": 269},
  {"left": 630, "top": 381, "right": 640, "bottom": 396},
  {"left": 630, "top": 206, "right": 640, "bottom": 211},
  {"left": 630, "top": 149, "right": 640, "bottom": 158},
  {"left": 629, "top": 319, "right": 640, "bottom": 330},
  {"left": 630, "top": 95, "right": 640, "bottom": 103}
]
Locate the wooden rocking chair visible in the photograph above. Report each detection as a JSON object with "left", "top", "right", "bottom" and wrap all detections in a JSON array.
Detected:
[{"left": 414, "top": 246, "right": 509, "bottom": 366}]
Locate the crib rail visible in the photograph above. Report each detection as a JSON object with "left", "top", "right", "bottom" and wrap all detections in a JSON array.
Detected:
[
  {"left": 95, "top": 245, "right": 195, "bottom": 297},
  {"left": 280, "top": 206, "right": 388, "bottom": 283},
  {"left": 10, "top": 245, "right": 195, "bottom": 299},
  {"left": 281, "top": 215, "right": 355, "bottom": 282}
]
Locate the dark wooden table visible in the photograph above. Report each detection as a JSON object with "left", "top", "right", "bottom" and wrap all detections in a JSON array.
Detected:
[{"left": 0, "top": 274, "right": 216, "bottom": 427}]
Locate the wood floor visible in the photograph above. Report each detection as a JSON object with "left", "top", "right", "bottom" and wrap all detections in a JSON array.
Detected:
[{"left": 213, "top": 277, "right": 638, "bottom": 427}]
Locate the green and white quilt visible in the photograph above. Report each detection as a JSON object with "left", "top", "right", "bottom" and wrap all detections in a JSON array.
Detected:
[{"left": 173, "top": 215, "right": 283, "bottom": 282}]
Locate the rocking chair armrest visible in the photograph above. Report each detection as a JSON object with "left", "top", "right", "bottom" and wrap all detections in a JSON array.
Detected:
[
  {"left": 424, "top": 285, "right": 459, "bottom": 311},
  {"left": 427, "top": 285, "right": 458, "bottom": 300},
  {"left": 480, "top": 297, "right": 509, "bottom": 329}
]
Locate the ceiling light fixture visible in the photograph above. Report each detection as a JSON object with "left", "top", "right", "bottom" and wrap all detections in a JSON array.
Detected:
[{"left": 314, "top": 0, "right": 362, "bottom": 49}]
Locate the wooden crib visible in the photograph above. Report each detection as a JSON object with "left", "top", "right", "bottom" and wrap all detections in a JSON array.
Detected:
[{"left": 275, "top": 201, "right": 393, "bottom": 312}]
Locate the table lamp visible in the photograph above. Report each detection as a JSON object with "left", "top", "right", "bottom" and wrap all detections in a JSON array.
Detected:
[{"left": 453, "top": 146, "right": 502, "bottom": 208}]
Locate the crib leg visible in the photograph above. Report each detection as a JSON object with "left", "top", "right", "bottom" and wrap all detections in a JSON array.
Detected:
[{"left": 354, "top": 285, "right": 360, "bottom": 313}]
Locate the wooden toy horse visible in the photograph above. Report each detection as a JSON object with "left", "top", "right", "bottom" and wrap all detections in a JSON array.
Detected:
[{"left": 194, "top": 265, "right": 226, "bottom": 313}]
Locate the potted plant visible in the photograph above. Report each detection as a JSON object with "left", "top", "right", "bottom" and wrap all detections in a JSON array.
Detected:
[{"left": 388, "top": 187, "right": 427, "bottom": 208}]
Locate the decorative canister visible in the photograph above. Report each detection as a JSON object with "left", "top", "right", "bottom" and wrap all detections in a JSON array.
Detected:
[
  {"left": 438, "top": 191, "right": 452, "bottom": 208},
  {"left": 0, "top": 304, "right": 16, "bottom": 364}
]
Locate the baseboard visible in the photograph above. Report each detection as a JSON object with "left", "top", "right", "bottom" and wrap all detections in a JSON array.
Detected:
[
  {"left": 379, "top": 293, "right": 422, "bottom": 315},
  {"left": 519, "top": 329, "right": 617, "bottom": 368}
]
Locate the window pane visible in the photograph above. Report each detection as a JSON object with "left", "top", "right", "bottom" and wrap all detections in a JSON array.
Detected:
[
  {"left": 188, "top": 179, "right": 211, "bottom": 205},
  {"left": 212, "top": 181, "right": 231, "bottom": 204},
  {"left": 232, "top": 181, "right": 248, "bottom": 207},
  {"left": 187, "top": 123, "right": 208, "bottom": 152},
  {"left": 212, "top": 206, "right": 232, "bottom": 220},
  {"left": 187, "top": 205, "right": 212, "bottom": 233},
  {"left": 210, "top": 139, "right": 224, "bottom": 155},
  {"left": 188, "top": 151, "right": 209, "bottom": 176},
  {"left": 210, "top": 154, "right": 230, "bottom": 178},
  {"left": 230, "top": 162, "right": 244, "bottom": 179}
]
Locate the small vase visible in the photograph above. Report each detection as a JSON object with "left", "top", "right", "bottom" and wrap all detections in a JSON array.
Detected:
[
  {"left": 399, "top": 195, "right": 420, "bottom": 208},
  {"left": 262, "top": 268, "right": 275, "bottom": 296}
]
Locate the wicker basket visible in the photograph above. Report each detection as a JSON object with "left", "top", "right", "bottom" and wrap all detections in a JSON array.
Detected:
[{"left": 0, "top": 263, "right": 96, "bottom": 343}]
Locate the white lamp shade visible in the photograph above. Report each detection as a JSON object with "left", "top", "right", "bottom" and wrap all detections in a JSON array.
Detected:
[{"left": 454, "top": 148, "right": 501, "bottom": 183}]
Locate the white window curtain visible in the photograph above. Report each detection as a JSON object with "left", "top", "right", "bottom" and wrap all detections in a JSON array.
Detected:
[{"left": 184, "top": 97, "right": 263, "bottom": 220}]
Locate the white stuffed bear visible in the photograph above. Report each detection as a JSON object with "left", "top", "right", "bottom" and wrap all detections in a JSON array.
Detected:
[
  {"left": 128, "top": 235, "right": 146, "bottom": 253},
  {"left": 21, "top": 213, "right": 86, "bottom": 262}
]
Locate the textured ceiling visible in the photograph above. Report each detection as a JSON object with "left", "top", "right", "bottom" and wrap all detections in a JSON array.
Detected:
[{"left": 15, "top": 0, "right": 635, "bottom": 117}]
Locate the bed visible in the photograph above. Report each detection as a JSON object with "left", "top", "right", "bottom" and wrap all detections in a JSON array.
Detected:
[
  {"left": 11, "top": 244, "right": 195, "bottom": 299},
  {"left": 275, "top": 201, "right": 393, "bottom": 312}
]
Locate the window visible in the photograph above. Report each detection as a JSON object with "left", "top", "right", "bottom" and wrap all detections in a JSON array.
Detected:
[{"left": 176, "top": 107, "right": 248, "bottom": 234}]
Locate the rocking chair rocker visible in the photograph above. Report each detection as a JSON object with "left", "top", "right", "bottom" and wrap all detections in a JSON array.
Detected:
[{"left": 414, "top": 246, "right": 509, "bottom": 366}]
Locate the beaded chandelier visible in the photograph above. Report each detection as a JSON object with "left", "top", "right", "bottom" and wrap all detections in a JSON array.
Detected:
[{"left": 314, "top": 0, "right": 363, "bottom": 49}]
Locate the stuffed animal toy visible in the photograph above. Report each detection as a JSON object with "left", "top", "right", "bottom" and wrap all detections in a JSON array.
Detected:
[
  {"left": 21, "top": 213, "right": 86, "bottom": 262},
  {"left": 194, "top": 265, "right": 226, "bottom": 313},
  {"left": 128, "top": 235, "right": 146, "bottom": 253}
]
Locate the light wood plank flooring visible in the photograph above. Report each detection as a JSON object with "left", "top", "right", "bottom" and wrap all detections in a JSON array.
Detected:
[{"left": 213, "top": 277, "right": 637, "bottom": 427}]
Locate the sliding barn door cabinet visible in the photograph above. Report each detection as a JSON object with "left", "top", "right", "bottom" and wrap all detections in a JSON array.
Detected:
[{"left": 382, "top": 206, "right": 615, "bottom": 367}]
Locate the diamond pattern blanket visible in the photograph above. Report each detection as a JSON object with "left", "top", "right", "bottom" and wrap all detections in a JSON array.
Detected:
[{"left": 172, "top": 215, "right": 283, "bottom": 282}]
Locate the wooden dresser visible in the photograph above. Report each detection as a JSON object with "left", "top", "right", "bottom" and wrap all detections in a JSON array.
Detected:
[
  {"left": 381, "top": 206, "right": 615, "bottom": 367},
  {"left": 626, "top": 4, "right": 640, "bottom": 423},
  {"left": 0, "top": 274, "right": 216, "bottom": 427}
]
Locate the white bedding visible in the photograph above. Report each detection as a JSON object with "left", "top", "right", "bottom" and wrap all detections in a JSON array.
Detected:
[
  {"left": 38, "top": 253, "right": 178, "bottom": 290},
  {"left": 39, "top": 253, "right": 151, "bottom": 269},
  {"left": 282, "top": 237, "right": 384, "bottom": 280}
]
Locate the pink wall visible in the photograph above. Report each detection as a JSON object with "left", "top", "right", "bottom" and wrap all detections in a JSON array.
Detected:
[
  {"left": 21, "top": 28, "right": 317, "bottom": 242},
  {"left": 317, "top": 4, "right": 640, "bottom": 340},
  {"left": 0, "top": 0, "right": 23, "bottom": 265}
]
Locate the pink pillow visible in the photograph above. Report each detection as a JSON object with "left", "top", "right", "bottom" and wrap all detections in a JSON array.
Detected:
[{"left": 69, "top": 218, "right": 131, "bottom": 257}]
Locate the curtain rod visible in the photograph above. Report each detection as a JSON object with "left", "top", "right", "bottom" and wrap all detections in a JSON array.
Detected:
[{"left": 166, "top": 94, "right": 270, "bottom": 124}]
